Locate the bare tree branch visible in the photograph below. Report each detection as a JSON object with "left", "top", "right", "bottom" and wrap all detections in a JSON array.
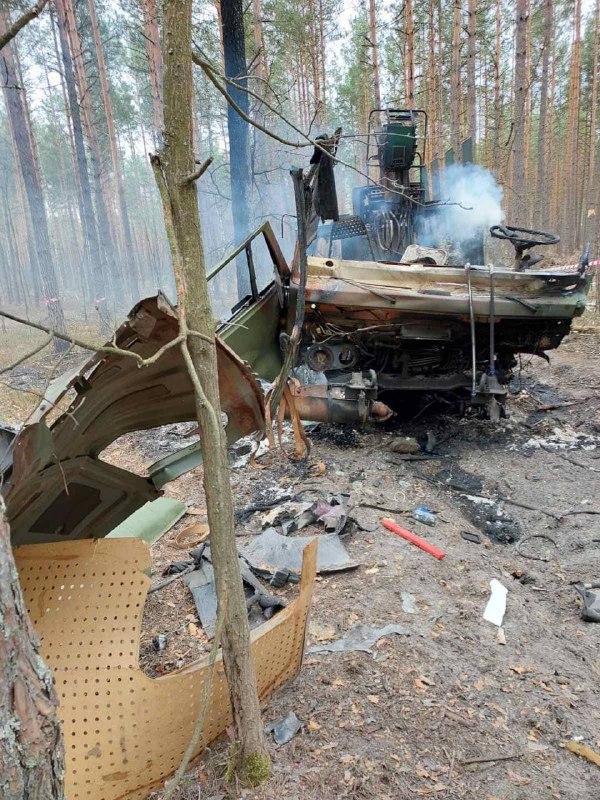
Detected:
[
  {"left": 0, "top": 309, "right": 212, "bottom": 367},
  {"left": 0, "top": 0, "right": 49, "bottom": 51}
]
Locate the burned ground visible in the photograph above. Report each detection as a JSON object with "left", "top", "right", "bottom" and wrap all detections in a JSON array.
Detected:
[{"left": 2, "top": 323, "right": 599, "bottom": 800}]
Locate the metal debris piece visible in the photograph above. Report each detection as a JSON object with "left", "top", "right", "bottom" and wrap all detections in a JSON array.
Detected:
[
  {"left": 184, "top": 560, "right": 218, "bottom": 638},
  {"left": 266, "top": 711, "right": 304, "bottom": 745},
  {"left": 573, "top": 582, "right": 600, "bottom": 623},
  {"left": 241, "top": 527, "right": 359, "bottom": 576},
  {"left": 106, "top": 497, "right": 186, "bottom": 544},
  {"left": 308, "top": 623, "right": 409, "bottom": 655},
  {"left": 460, "top": 530, "right": 482, "bottom": 544},
  {"left": 4, "top": 295, "right": 265, "bottom": 546}
]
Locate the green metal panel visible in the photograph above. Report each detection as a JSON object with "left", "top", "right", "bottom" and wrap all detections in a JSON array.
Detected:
[{"left": 382, "top": 123, "right": 417, "bottom": 170}]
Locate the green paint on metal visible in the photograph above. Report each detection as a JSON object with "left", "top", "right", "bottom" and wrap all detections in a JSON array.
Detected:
[{"left": 106, "top": 497, "right": 186, "bottom": 544}]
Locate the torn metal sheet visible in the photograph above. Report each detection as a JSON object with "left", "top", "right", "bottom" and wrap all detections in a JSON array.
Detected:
[
  {"left": 308, "top": 623, "right": 409, "bottom": 655},
  {"left": 241, "top": 526, "right": 359, "bottom": 575},
  {"left": 4, "top": 295, "right": 265, "bottom": 545},
  {"left": 106, "top": 497, "right": 186, "bottom": 543},
  {"left": 266, "top": 711, "right": 304, "bottom": 745},
  {"left": 184, "top": 559, "right": 218, "bottom": 638},
  {"left": 14, "top": 537, "right": 317, "bottom": 800}
]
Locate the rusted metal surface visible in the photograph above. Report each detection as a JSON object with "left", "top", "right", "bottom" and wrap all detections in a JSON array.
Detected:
[
  {"left": 288, "top": 379, "right": 393, "bottom": 425},
  {"left": 4, "top": 295, "right": 265, "bottom": 545}
]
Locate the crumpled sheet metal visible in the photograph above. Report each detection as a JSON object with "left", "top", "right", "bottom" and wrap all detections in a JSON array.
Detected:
[
  {"left": 241, "top": 526, "right": 359, "bottom": 575},
  {"left": 6, "top": 295, "right": 265, "bottom": 545},
  {"left": 14, "top": 537, "right": 317, "bottom": 800}
]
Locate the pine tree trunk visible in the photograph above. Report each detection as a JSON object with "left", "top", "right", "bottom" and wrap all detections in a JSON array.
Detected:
[
  {"left": 405, "top": 0, "right": 415, "bottom": 110},
  {"left": 450, "top": 0, "right": 462, "bottom": 162},
  {"left": 0, "top": 513, "right": 65, "bottom": 800},
  {"left": 563, "top": 0, "right": 582, "bottom": 252},
  {"left": 426, "top": 0, "right": 437, "bottom": 166},
  {"left": 154, "top": 0, "right": 269, "bottom": 786},
  {"left": 88, "top": 0, "right": 140, "bottom": 303},
  {"left": 510, "top": 0, "right": 528, "bottom": 223},
  {"left": 219, "top": 0, "right": 252, "bottom": 298},
  {"left": 61, "top": 0, "right": 123, "bottom": 306},
  {"left": 493, "top": 0, "right": 502, "bottom": 177},
  {"left": 466, "top": 0, "right": 477, "bottom": 152},
  {"left": 537, "top": 0, "right": 552, "bottom": 228},
  {"left": 141, "top": 0, "right": 164, "bottom": 147},
  {"left": 0, "top": 10, "right": 67, "bottom": 339},
  {"left": 583, "top": 0, "right": 599, "bottom": 242},
  {"left": 368, "top": 0, "right": 381, "bottom": 111}
]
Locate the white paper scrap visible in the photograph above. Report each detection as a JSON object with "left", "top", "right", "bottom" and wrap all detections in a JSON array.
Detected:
[{"left": 483, "top": 579, "right": 508, "bottom": 627}]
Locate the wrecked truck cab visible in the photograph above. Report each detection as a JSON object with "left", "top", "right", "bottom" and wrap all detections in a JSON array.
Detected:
[{"left": 3, "top": 294, "right": 266, "bottom": 546}]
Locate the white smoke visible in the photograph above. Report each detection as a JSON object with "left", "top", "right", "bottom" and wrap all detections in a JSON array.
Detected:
[{"left": 417, "top": 163, "right": 505, "bottom": 254}]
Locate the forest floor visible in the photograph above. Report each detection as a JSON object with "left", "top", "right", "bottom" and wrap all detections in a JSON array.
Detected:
[{"left": 2, "top": 315, "right": 600, "bottom": 800}]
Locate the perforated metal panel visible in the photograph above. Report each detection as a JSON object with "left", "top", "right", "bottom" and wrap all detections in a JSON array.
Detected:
[{"left": 15, "top": 538, "right": 317, "bottom": 800}]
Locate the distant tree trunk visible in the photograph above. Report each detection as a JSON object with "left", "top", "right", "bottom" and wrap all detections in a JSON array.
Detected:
[
  {"left": 308, "top": 0, "right": 321, "bottom": 117},
  {"left": 426, "top": 0, "right": 437, "bottom": 166},
  {"left": 537, "top": 0, "right": 552, "bottom": 228},
  {"left": 318, "top": 0, "right": 327, "bottom": 115},
  {"left": 405, "top": 0, "right": 415, "bottom": 110},
  {"left": 88, "top": 0, "right": 140, "bottom": 303},
  {"left": 53, "top": 1, "right": 103, "bottom": 307},
  {"left": 492, "top": 0, "right": 502, "bottom": 176},
  {"left": 0, "top": 514, "right": 65, "bottom": 800},
  {"left": 450, "top": 0, "right": 462, "bottom": 162},
  {"left": 141, "top": 0, "right": 164, "bottom": 147},
  {"left": 155, "top": 0, "right": 269, "bottom": 785},
  {"left": 466, "top": 0, "right": 477, "bottom": 153},
  {"left": 251, "top": 0, "right": 269, "bottom": 87},
  {"left": 368, "top": 0, "right": 381, "bottom": 111},
  {"left": 0, "top": 11, "right": 67, "bottom": 339},
  {"left": 583, "top": 0, "right": 599, "bottom": 242},
  {"left": 61, "top": 0, "right": 124, "bottom": 308},
  {"left": 510, "top": 0, "right": 528, "bottom": 223},
  {"left": 563, "top": 0, "right": 582, "bottom": 251},
  {"left": 219, "top": 0, "right": 251, "bottom": 299}
]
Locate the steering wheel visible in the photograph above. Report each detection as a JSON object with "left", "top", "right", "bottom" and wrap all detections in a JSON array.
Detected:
[{"left": 489, "top": 225, "right": 560, "bottom": 249}]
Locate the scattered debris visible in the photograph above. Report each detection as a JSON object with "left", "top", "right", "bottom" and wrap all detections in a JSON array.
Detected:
[
  {"left": 400, "top": 592, "right": 418, "bottom": 614},
  {"left": 308, "top": 623, "right": 409, "bottom": 655},
  {"left": 266, "top": 711, "right": 304, "bottom": 745},
  {"left": 106, "top": 497, "right": 187, "bottom": 544},
  {"left": 460, "top": 530, "right": 482, "bottom": 544},
  {"left": 152, "top": 633, "right": 167, "bottom": 651},
  {"left": 173, "top": 522, "right": 210, "bottom": 549},
  {"left": 564, "top": 740, "right": 600, "bottom": 767},
  {"left": 241, "top": 527, "right": 359, "bottom": 576},
  {"left": 573, "top": 582, "right": 600, "bottom": 622},
  {"left": 413, "top": 506, "right": 436, "bottom": 526},
  {"left": 483, "top": 579, "right": 508, "bottom": 627},
  {"left": 382, "top": 518, "right": 446, "bottom": 560},
  {"left": 515, "top": 534, "right": 557, "bottom": 562},
  {"left": 496, "top": 627, "right": 507, "bottom": 645}
]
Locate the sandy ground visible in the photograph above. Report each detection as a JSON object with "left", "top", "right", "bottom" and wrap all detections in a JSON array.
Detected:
[
  {"left": 144, "top": 330, "right": 600, "bottom": 800},
  {"left": 2, "top": 317, "right": 600, "bottom": 800}
]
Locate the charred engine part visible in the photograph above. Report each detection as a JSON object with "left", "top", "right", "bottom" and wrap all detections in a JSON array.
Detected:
[
  {"left": 288, "top": 371, "right": 393, "bottom": 425},
  {"left": 305, "top": 342, "right": 359, "bottom": 372}
]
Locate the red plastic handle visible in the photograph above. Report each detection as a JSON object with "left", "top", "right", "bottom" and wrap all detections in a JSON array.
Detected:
[{"left": 381, "top": 518, "right": 446, "bottom": 561}]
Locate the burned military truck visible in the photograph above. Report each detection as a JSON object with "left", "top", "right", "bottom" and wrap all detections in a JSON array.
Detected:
[{"left": 218, "top": 111, "right": 592, "bottom": 423}]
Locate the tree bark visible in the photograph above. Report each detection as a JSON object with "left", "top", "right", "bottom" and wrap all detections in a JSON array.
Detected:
[
  {"left": 583, "top": 0, "right": 599, "bottom": 242},
  {"left": 563, "top": 0, "right": 582, "bottom": 251},
  {"left": 466, "top": 0, "right": 477, "bottom": 152},
  {"left": 219, "top": 0, "right": 252, "bottom": 299},
  {"left": 0, "top": 0, "right": 49, "bottom": 51},
  {"left": 141, "top": 0, "right": 164, "bottom": 147},
  {"left": 0, "top": 10, "right": 67, "bottom": 339},
  {"left": 537, "top": 0, "right": 552, "bottom": 228},
  {"left": 368, "top": 0, "right": 381, "bottom": 111},
  {"left": 493, "top": 0, "right": 502, "bottom": 177},
  {"left": 0, "top": 513, "right": 65, "bottom": 800},
  {"left": 510, "top": 0, "right": 528, "bottom": 222},
  {"left": 154, "top": 0, "right": 269, "bottom": 786},
  {"left": 405, "top": 0, "right": 415, "bottom": 110},
  {"left": 450, "top": 0, "right": 462, "bottom": 162}
]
